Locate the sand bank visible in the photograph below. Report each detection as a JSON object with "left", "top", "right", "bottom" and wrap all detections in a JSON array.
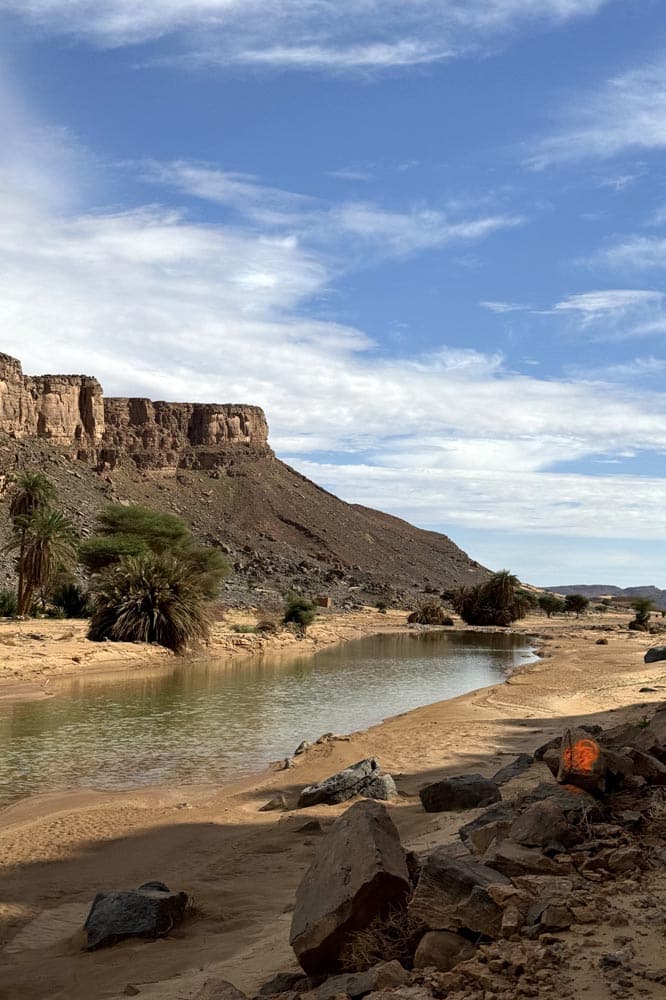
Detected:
[{"left": 0, "top": 611, "right": 665, "bottom": 999}]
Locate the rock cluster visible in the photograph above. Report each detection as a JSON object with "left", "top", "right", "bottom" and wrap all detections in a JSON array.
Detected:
[{"left": 270, "top": 702, "right": 666, "bottom": 1000}]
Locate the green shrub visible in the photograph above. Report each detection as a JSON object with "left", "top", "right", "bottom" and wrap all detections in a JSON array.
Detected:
[
  {"left": 230, "top": 624, "right": 258, "bottom": 634},
  {"left": 407, "top": 602, "right": 453, "bottom": 625},
  {"left": 376, "top": 600, "right": 389, "bottom": 614},
  {"left": 283, "top": 594, "right": 316, "bottom": 631},
  {"left": 88, "top": 552, "right": 211, "bottom": 654}
]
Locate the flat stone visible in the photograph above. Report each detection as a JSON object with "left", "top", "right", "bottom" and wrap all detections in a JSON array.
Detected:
[
  {"left": 317, "top": 961, "right": 409, "bottom": 1000},
  {"left": 259, "top": 973, "right": 309, "bottom": 996},
  {"left": 260, "top": 794, "right": 288, "bottom": 812},
  {"left": 290, "top": 800, "right": 410, "bottom": 975},
  {"left": 492, "top": 755, "right": 534, "bottom": 786},
  {"left": 627, "top": 749, "right": 666, "bottom": 785},
  {"left": 419, "top": 775, "right": 501, "bottom": 813},
  {"left": 483, "top": 842, "right": 564, "bottom": 878},
  {"left": 510, "top": 800, "right": 569, "bottom": 850},
  {"left": 193, "top": 981, "right": 249, "bottom": 1000},
  {"left": 521, "top": 782, "right": 605, "bottom": 822},
  {"left": 362, "top": 774, "right": 398, "bottom": 801}
]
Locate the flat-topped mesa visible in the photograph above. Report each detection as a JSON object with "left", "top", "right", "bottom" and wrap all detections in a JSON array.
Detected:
[
  {"left": 99, "top": 398, "right": 270, "bottom": 471},
  {"left": 0, "top": 353, "right": 104, "bottom": 457}
]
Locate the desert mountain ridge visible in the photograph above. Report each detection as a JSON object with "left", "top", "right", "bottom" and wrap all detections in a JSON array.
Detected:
[
  {"left": 0, "top": 352, "right": 489, "bottom": 605},
  {"left": 546, "top": 584, "right": 666, "bottom": 607}
]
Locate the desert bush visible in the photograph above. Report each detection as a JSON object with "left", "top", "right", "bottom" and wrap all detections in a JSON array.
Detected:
[
  {"left": 88, "top": 552, "right": 211, "bottom": 654},
  {"left": 0, "top": 588, "right": 18, "bottom": 617},
  {"left": 628, "top": 597, "right": 654, "bottom": 632},
  {"left": 407, "top": 601, "right": 453, "bottom": 625},
  {"left": 283, "top": 594, "right": 316, "bottom": 631},
  {"left": 376, "top": 600, "right": 388, "bottom": 614},
  {"left": 230, "top": 624, "right": 258, "bottom": 634}
]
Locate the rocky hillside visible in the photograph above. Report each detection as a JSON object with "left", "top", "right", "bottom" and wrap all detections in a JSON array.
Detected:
[{"left": 0, "top": 353, "right": 488, "bottom": 606}]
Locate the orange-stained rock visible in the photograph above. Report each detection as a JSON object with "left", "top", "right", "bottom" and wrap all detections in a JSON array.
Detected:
[{"left": 557, "top": 727, "right": 606, "bottom": 793}]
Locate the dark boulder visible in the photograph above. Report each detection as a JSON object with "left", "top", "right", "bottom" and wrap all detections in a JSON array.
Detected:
[
  {"left": 520, "top": 782, "right": 606, "bottom": 822},
  {"left": 290, "top": 800, "right": 410, "bottom": 975},
  {"left": 297, "top": 758, "right": 394, "bottom": 808},
  {"left": 316, "top": 961, "right": 409, "bottom": 1000},
  {"left": 84, "top": 881, "right": 188, "bottom": 950},
  {"left": 556, "top": 728, "right": 606, "bottom": 794},
  {"left": 644, "top": 646, "right": 666, "bottom": 663},
  {"left": 509, "top": 799, "right": 569, "bottom": 850},
  {"left": 409, "top": 848, "right": 511, "bottom": 939},
  {"left": 419, "top": 774, "right": 501, "bottom": 813}
]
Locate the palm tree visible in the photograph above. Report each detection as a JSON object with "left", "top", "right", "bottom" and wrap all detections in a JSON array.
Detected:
[
  {"left": 88, "top": 552, "right": 211, "bottom": 654},
  {"left": 6, "top": 508, "right": 78, "bottom": 615},
  {"left": 7, "top": 473, "right": 57, "bottom": 614},
  {"left": 453, "top": 570, "right": 531, "bottom": 626}
]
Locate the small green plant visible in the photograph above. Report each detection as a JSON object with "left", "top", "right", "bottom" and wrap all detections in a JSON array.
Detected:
[
  {"left": 376, "top": 600, "right": 388, "bottom": 614},
  {"left": 283, "top": 593, "right": 316, "bottom": 632},
  {"left": 0, "top": 588, "right": 18, "bottom": 617},
  {"left": 638, "top": 714, "right": 650, "bottom": 729},
  {"left": 408, "top": 601, "right": 453, "bottom": 626},
  {"left": 230, "top": 624, "right": 258, "bottom": 634}
]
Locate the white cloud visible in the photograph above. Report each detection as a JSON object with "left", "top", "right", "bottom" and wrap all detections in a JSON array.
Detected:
[
  {"left": 3, "top": 0, "right": 612, "bottom": 71},
  {"left": 553, "top": 289, "right": 664, "bottom": 317},
  {"left": 531, "top": 288, "right": 666, "bottom": 340},
  {"left": 529, "top": 59, "right": 666, "bottom": 168},
  {"left": 480, "top": 300, "right": 530, "bottom": 313},
  {"left": 599, "top": 236, "right": 666, "bottom": 271},
  {"left": 145, "top": 160, "right": 524, "bottom": 260}
]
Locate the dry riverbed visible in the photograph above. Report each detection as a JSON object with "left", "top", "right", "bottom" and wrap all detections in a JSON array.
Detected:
[{"left": 0, "top": 610, "right": 665, "bottom": 1000}]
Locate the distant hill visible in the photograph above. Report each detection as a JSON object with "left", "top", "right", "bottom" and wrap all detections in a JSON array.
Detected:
[{"left": 546, "top": 585, "right": 666, "bottom": 608}]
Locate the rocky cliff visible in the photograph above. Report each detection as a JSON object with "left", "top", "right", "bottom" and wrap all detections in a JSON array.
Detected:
[
  {"left": 0, "top": 352, "right": 489, "bottom": 603},
  {"left": 0, "top": 354, "right": 269, "bottom": 471}
]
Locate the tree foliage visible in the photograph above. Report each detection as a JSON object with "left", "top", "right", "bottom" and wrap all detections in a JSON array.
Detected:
[
  {"left": 79, "top": 504, "right": 228, "bottom": 595},
  {"left": 564, "top": 594, "right": 589, "bottom": 617},
  {"left": 452, "top": 570, "right": 532, "bottom": 627},
  {"left": 5, "top": 474, "right": 77, "bottom": 615},
  {"left": 407, "top": 601, "right": 454, "bottom": 625},
  {"left": 538, "top": 593, "right": 566, "bottom": 618},
  {"left": 88, "top": 553, "right": 211, "bottom": 653}
]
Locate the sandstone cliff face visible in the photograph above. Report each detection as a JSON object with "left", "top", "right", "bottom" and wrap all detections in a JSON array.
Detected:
[
  {"left": 0, "top": 353, "right": 103, "bottom": 456},
  {"left": 100, "top": 398, "right": 270, "bottom": 471},
  {"left": 0, "top": 354, "right": 270, "bottom": 471}
]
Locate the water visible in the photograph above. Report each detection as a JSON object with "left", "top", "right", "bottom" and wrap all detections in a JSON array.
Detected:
[{"left": 0, "top": 630, "right": 534, "bottom": 807}]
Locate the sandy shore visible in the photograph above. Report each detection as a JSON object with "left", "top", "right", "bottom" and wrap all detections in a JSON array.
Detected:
[{"left": 1, "top": 611, "right": 665, "bottom": 1000}]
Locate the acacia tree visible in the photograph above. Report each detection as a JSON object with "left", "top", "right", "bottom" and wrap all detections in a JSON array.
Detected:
[
  {"left": 6, "top": 472, "right": 57, "bottom": 614},
  {"left": 564, "top": 594, "right": 589, "bottom": 618},
  {"left": 538, "top": 593, "right": 566, "bottom": 618}
]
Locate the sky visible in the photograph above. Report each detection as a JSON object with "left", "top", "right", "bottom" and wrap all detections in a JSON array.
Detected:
[{"left": 0, "top": 1, "right": 665, "bottom": 587}]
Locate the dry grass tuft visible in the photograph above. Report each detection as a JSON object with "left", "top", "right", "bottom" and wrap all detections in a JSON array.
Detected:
[{"left": 339, "top": 906, "right": 425, "bottom": 972}]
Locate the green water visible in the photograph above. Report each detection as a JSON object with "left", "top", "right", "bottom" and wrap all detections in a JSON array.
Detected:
[{"left": 0, "top": 630, "right": 535, "bottom": 806}]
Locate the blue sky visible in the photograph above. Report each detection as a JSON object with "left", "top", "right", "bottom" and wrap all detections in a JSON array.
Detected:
[{"left": 1, "top": 0, "right": 665, "bottom": 586}]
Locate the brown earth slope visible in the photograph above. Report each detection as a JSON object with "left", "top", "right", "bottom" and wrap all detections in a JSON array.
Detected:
[{"left": 0, "top": 353, "right": 488, "bottom": 606}]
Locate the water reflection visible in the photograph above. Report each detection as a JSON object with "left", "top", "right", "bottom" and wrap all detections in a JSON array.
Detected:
[{"left": 0, "top": 631, "right": 534, "bottom": 806}]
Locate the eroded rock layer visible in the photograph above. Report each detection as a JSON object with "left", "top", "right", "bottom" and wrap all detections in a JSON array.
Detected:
[{"left": 0, "top": 354, "right": 269, "bottom": 470}]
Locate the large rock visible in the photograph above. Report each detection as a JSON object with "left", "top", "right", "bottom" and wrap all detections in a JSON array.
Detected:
[
  {"left": 644, "top": 646, "right": 666, "bottom": 663},
  {"left": 419, "top": 775, "right": 501, "bottom": 813},
  {"left": 413, "top": 930, "right": 474, "bottom": 971},
  {"left": 491, "top": 754, "right": 534, "bottom": 786},
  {"left": 458, "top": 803, "right": 514, "bottom": 857},
  {"left": 409, "top": 849, "right": 511, "bottom": 939},
  {"left": 521, "top": 782, "right": 606, "bottom": 822},
  {"left": 363, "top": 774, "right": 398, "bottom": 801},
  {"left": 83, "top": 881, "right": 188, "bottom": 950},
  {"left": 557, "top": 728, "right": 606, "bottom": 793},
  {"left": 627, "top": 748, "right": 666, "bottom": 785},
  {"left": 298, "top": 758, "right": 390, "bottom": 808},
  {"left": 290, "top": 800, "right": 410, "bottom": 975},
  {"left": 509, "top": 800, "right": 569, "bottom": 850},
  {"left": 194, "top": 981, "right": 248, "bottom": 1000}
]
